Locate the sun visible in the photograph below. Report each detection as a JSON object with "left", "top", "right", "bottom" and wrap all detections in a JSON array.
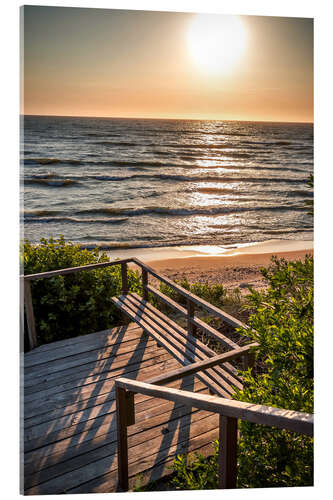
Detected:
[{"left": 186, "top": 14, "right": 247, "bottom": 75}]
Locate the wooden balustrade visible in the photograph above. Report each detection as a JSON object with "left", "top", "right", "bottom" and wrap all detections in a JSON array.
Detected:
[
  {"left": 22, "top": 258, "right": 131, "bottom": 351},
  {"left": 115, "top": 377, "right": 314, "bottom": 491},
  {"left": 22, "top": 256, "right": 249, "bottom": 351}
]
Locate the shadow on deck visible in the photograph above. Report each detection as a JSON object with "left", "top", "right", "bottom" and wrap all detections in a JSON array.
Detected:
[{"left": 23, "top": 323, "right": 218, "bottom": 494}]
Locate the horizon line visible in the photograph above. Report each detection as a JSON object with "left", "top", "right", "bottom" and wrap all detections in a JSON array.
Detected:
[{"left": 21, "top": 113, "right": 314, "bottom": 125}]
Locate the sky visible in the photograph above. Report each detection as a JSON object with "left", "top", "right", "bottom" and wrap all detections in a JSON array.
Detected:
[{"left": 22, "top": 6, "right": 313, "bottom": 122}]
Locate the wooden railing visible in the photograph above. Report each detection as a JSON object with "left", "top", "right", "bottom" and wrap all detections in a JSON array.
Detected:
[
  {"left": 115, "top": 375, "right": 314, "bottom": 491},
  {"left": 22, "top": 258, "right": 132, "bottom": 350},
  {"left": 22, "top": 256, "right": 249, "bottom": 352},
  {"left": 21, "top": 257, "right": 314, "bottom": 491}
]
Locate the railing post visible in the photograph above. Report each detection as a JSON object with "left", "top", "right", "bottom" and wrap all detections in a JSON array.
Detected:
[
  {"left": 116, "top": 385, "right": 135, "bottom": 492},
  {"left": 121, "top": 263, "right": 128, "bottom": 295},
  {"left": 243, "top": 351, "right": 256, "bottom": 371},
  {"left": 141, "top": 268, "right": 148, "bottom": 301},
  {"left": 218, "top": 414, "right": 238, "bottom": 489},
  {"left": 24, "top": 279, "right": 37, "bottom": 350},
  {"left": 187, "top": 298, "right": 197, "bottom": 337}
]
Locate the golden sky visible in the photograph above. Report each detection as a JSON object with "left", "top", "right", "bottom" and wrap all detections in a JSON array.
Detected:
[{"left": 22, "top": 7, "right": 313, "bottom": 122}]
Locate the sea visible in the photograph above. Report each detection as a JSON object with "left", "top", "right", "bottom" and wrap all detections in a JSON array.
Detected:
[{"left": 21, "top": 115, "right": 313, "bottom": 250}]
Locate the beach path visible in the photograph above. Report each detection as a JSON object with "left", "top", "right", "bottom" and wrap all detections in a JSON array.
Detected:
[{"left": 23, "top": 323, "right": 220, "bottom": 494}]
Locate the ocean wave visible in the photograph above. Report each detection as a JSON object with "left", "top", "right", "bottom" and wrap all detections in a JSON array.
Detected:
[
  {"left": 24, "top": 209, "right": 61, "bottom": 216},
  {"left": 24, "top": 157, "right": 81, "bottom": 166},
  {"left": 163, "top": 142, "right": 239, "bottom": 150},
  {"left": 150, "top": 174, "right": 307, "bottom": 184},
  {"left": 93, "top": 141, "right": 138, "bottom": 147},
  {"left": 241, "top": 140, "right": 295, "bottom": 146},
  {"left": 88, "top": 173, "right": 307, "bottom": 184},
  {"left": 24, "top": 216, "right": 128, "bottom": 224},
  {"left": 196, "top": 187, "right": 238, "bottom": 195},
  {"left": 76, "top": 204, "right": 306, "bottom": 218},
  {"left": 25, "top": 178, "right": 81, "bottom": 187}
]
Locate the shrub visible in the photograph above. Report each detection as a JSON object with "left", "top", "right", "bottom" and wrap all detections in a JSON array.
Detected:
[
  {"left": 22, "top": 236, "right": 142, "bottom": 347},
  {"left": 170, "top": 444, "right": 219, "bottom": 490},
  {"left": 235, "top": 255, "right": 314, "bottom": 487},
  {"left": 169, "top": 255, "right": 313, "bottom": 489}
]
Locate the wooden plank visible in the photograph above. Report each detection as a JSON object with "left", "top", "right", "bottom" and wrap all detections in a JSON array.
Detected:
[
  {"left": 146, "top": 286, "right": 240, "bottom": 351},
  {"left": 24, "top": 334, "right": 157, "bottom": 391},
  {"left": 24, "top": 401, "right": 208, "bottom": 477},
  {"left": 24, "top": 279, "right": 37, "bottom": 350},
  {"left": 22, "top": 258, "right": 130, "bottom": 281},
  {"left": 191, "top": 315, "right": 239, "bottom": 350},
  {"left": 24, "top": 334, "right": 155, "bottom": 380},
  {"left": 24, "top": 406, "right": 212, "bottom": 488},
  {"left": 24, "top": 325, "right": 146, "bottom": 368},
  {"left": 24, "top": 377, "right": 207, "bottom": 452},
  {"left": 24, "top": 356, "right": 178, "bottom": 423},
  {"left": 24, "top": 349, "right": 173, "bottom": 408},
  {"left": 132, "top": 258, "right": 248, "bottom": 330},
  {"left": 146, "top": 343, "right": 259, "bottom": 387},
  {"left": 24, "top": 372, "right": 202, "bottom": 444},
  {"left": 24, "top": 358, "right": 180, "bottom": 427},
  {"left": 116, "top": 378, "right": 314, "bottom": 436},
  {"left": 24, "top": 323, "right": 143, "bottom": 359},
  {"left": 218, "top": 415, "right": 238, "bottom": 489},
  {"left": 25, "top": 412, "right": 219, "bottom": 495},
  {"left": 123, "top": 294, "right": 239, "bottom": 395},
  {"left": 24, "top": 326, "right": 154, "bottom": 373},
  {"left": 113, "top": 295, "right": 232, "bottom": 398},
  {"left": 24, "top": 380, "right": 208, "bottom": 472},
  {"left": 65, "top": 426, "right": 219, "bottom": 495},
  {"left": 131, "top": 291, "right": 242, "bottom": 384},
  {"left": 146, "top": 284, "right": 187, "bottom": 317}
]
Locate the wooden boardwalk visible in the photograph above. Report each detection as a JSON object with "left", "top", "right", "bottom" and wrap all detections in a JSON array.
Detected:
[{"left": 23, "top": 323, "right": 219, "bottom": 494}]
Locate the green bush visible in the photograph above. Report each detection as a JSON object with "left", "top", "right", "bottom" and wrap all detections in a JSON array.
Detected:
[
  {"left": 235, "top": 255, "right": 313, "bottom": 488},
  {"left": 22, "top": 236, "right": 142, "bottom": 347},
  {"left": 169, "top": 255, "right": 313, "bottom": 489},
  {"left": 170, "top": 444, "right": 219, "bottom": 490},
  {"left": 159, "top": 278, "right": 227, "bottom": 309}
]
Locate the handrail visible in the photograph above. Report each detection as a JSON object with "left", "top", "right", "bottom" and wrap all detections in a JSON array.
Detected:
[
  {"left": 22, "top": 256, "right": 249, "bottom": 351},
  {"left": 22, "top": 257, "right": 131, "bottom": 281},
  {"left": 144, "top": 342, "right": 259, "bottom": 386},
  {"left": 115, "top": 377, "right": 313, "bottom": 491},
  {"left": 132, "top": 257, "right": 248, "bottom": 330}
]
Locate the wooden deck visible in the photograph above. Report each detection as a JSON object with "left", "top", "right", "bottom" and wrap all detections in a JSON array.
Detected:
[{"left": 23, "top": 322, "right": 219, "bottom": 494}]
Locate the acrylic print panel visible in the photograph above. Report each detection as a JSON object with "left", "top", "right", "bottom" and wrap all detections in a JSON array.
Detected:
[{"left": 21, "top": 4, "right": 314, "bottom": 495}]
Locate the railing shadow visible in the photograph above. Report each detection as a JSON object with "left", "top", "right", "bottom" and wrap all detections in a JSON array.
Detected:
[{"left": 23, "top": 324, "right": 154, "bottom": 494}]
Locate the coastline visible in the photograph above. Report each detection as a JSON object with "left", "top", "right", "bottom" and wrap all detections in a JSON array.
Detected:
[{"left": 105, "top": 239, "right": 313, "bottom": 291}]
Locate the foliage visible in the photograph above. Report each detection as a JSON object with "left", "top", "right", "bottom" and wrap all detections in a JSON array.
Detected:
[
  {"left": 169, "top": 255, "right": 313, "bottom": 489},
  {"left": 158, "top": 278, "right": 248, "bottom": 351},
  {"left": 235, "top": 254, "right": 314, "bottom": 487},
  {"left": 22, "top": 236, "right": 142, "bottom": 347},
  {"left": 170, "top": 443, "right": 219, "bottom": 490},
  {"left": 159, "top": 278, "right": 227, "bottom": 309}
]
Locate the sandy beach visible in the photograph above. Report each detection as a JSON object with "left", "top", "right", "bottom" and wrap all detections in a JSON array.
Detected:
[{"left": 106, "top": 239, "right": 313, "bottom": 292}]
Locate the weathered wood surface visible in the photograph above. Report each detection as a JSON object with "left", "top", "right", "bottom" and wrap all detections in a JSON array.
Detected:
[
  {"left": 132, "top": 257, "right": 248, "bottom": 329},
  {"left": 111, "top": 294, "right": 242, "bottom": 398},
  {"left": 147, "top": 284, "right": 240, "bottom": 350},
  {"left": 116, "top": 378, "right": 314, "bottom": 436},
  {"left": 24, "top": 279, "right": 37, "bottom": 350},
  {"left": 23, "top": 323, "right": 220, "bottom": 494},
  {"left": 23, "top": 257, "right": 131, "bottom": 281}
]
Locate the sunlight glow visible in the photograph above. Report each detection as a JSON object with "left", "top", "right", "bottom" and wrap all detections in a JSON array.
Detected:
[{"left": 187, "top": 14, "right": 247, "bottom": 75}]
